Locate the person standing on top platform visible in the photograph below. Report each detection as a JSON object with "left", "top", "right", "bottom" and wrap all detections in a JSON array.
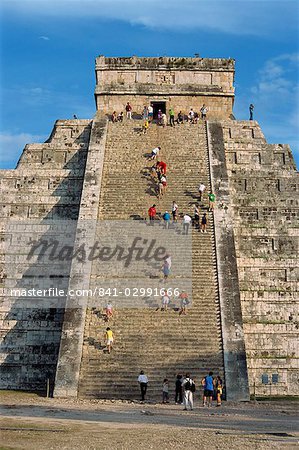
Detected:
[
  {"left": 126, "top": 102, "right": 132, "bottom": 119},
  {"left": 249, "top": 103, "right": 254, "bottom": 120}
]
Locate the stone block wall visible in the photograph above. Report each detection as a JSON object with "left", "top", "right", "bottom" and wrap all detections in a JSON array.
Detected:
[
  {"left": 219, "top": 120, "right": 298, "bottom": 396},
  {"left": 0, "top": 120, "right": 91, "bottom": 390},
  {"left": 95, "top": 56, "right": 235, "bottom": 118}
]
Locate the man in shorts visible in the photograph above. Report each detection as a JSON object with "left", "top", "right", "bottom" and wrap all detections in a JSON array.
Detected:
[{"left": 201, "top": 371, "right": 214, "bottom": 407}]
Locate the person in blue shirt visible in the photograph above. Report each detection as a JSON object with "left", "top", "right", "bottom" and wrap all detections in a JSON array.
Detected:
[
  {"left": 201, "top": 371, "right": 214, "bottom": 407},
  {"left": 163, "top": 210, "right": 171, "bottom": 229}
]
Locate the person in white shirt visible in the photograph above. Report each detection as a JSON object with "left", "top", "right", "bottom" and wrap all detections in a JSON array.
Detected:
[
  {"left": 148, "top": 146, "right": 161, "bottom": 161},
  {"left": 188, "top": 108, "right": 195, "bottom": 122},
  {"left": 138, "top": 370, "right": 148, "bottom": 402},
  {"left": 200, "top": 104, "right": 208, "bottom": 120},
  {"left": 198, "top": 183, "right": 206, "bottom": 202},
  {"left": 148, "top": 104, "right": 153, "bottom": 122},
  {"left": 183, "top": 214, "right": 192, "bottom": 235},
  {"left": 182, "top": 373, "right": 195, "bottom": 410},
  {"left": 172, "top": 201, "right": 178, "bottom": 222},
  {"left": 161, "top": 293, "right": 170, "bottom": 311}
]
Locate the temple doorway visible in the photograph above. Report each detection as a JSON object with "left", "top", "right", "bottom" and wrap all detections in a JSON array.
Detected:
[{"left": 152, "top": 101, "right": 166, "bottom": 119}]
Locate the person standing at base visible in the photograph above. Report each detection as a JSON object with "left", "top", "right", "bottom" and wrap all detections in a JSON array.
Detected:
[
  {"left": 249, "top": 103, "right": 254, "bottom": 120},
  {"left": 105, "top": 327, "right": 114, "bottom": 354},
  {"left": 182, "top": 373, "right": 195, "bottom": 410},
  {"left": 175, "top": 374, "right": 183, "bottom": 404},
  {"left": 162, "top": 379, "right": 169, "bottom": 403},
  {"left": 138, "top": 370, "right": 148, "bottom": 402},
  {"left": 202, "top": 371, "right": 214, "bottom": 407},
  {"left": 215, "top": 375, "right": 223, "bottom": 406}
]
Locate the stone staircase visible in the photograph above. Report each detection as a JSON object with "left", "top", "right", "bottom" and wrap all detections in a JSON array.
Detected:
[{"left": 78, "top": 119, "right": 224, "bottom": 400}]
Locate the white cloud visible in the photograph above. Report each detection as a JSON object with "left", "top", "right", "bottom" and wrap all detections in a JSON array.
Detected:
[
  {"left": 0, "top": 132, "right": 45, "bottom": 167},
  {"left": 39, "top": 35, "right": 50, "bottom": 40},
  {"left": 3, "top": 0, "right": 298, "bottom": 37}
]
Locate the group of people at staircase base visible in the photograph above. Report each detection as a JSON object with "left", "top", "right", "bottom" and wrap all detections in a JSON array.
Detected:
[
  {"left": 109, "top": 101, "right": 209, "bottom": 132},
  {"left": 138, "top": 370, "right": 223, "bottom": 408},
  {"left": 147, "top": 182, "right": 215, "bottom": 234}
]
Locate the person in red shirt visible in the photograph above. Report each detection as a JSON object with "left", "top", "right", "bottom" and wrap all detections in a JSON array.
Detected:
[
  {"left": 148, "top": 204, "right": 157, "bottom": 225},
  {"left": 157, "top": 160, "right": 167, "bottom": 175}
]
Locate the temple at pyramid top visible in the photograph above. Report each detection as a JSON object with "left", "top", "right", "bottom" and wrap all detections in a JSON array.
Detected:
[{"left": 94, "top": 56, "right": 235, "bottom": 118}]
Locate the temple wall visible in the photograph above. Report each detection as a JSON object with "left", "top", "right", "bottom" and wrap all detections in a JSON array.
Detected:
[{"left": 218, "top": 120, "right": 299, "bottom": 397}]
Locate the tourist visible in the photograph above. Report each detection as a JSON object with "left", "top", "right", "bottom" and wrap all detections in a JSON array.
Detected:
[
  {"left": 148, "top": 146, "right": 161, "bottom": 161},
  {"left": 117, "top": 111, "right": 123, "bottom": 122},
  {"left": 150, "top": 162, "right": 158, "bottom": 179},
  {"left": 177, "top": 111, "right": 184, "bottom": 124},
  {"left": 73, "top": 114, "right": 78, "bottom": 119},
  {"left": 179, "top": 291, "right": 189, "bottom": 315},
  {"left": 148, "top": 204, "right": 157, "bottom": 225},
  {"left": 157, "top": 160, "right": 167, "bottom": 174},
  {"left": 172, "top": 201, "right": 178, "bottom": 222},
  {"left": 193, "top": 111, "right": 199, "bottom": 124},
  {"left": 188, "top": 108, "right": 194, "bottom": 122},
  {"left": 138, "top": 370, "right": 148, "bottom": 402},
  {"left": 175, "top": 374, "right": 183, "bottom": 404},
  {"left": 163, "top": 210, "right": 171, "bottom": 229},
  {"left": 111, "top": 111, "right": 117, "bottom": 123},
  {"left": 142, "top": 105, "right": 148, "bottom": 120},
  {"left": 183, "top": 213, "right": 192, "bottom": 235},
  {"left": 200, "top": 213, "right": 207, "bottom": 233},
  {"left": 208, "top": 192, "right": 215, "bottom": 211},
  {"left": 148, "top": 103, "right": 153, "bottom": 122},
  {"left": 157, "top": 109, "right": 162, "bottom": 125},
  {"left": 249, "top": 103, "right": 254, "bottom": 120},
  {"left": 200, "top": 104, "right": 208, "bottom": 120},
  {"left": 169, "top": 107, "right": 175, "bottom": 127},
  {"left": 125, "top": 102, "right": 132, "bottom": 119},
  {"left": 198, "top": 183, "right": 206, "bottom": 201},
  {"left": 105, "top": 327, "right": 114, "bottom": 354},
  {"left": 202, "top": 371, "right": 214, "bottom": 407},
  {"left": 182, "top": 373, "right": 196, "bottom": 410},
  {"left": 162, "top": 378, "right": 169, "bottom": 403},
  {"left": 162, "top": 256, "right": 171, "bottom": 280},
  {"left": 105, "top": 303, "right": 113, "bottom": 321},
  {"left": 161, "top": 292, "right": 170, "bottom": 311},
  {"left": 215, "top": 375, "right": 223, "bottom": 406},
  {"left": 161, "top": 174, "right": 167, "bottom": 195},
  {"left": 142, "top": 119, "right": 149, "bottom": 134},
  {"left": 194, "top": 204, "right": 200, "bottom": 229},
  {"left": 161, "top": 113, "right": 167, "bottom": 128},
  {"left": 158, "top": 179, "right": 164, "bottom": 199}
]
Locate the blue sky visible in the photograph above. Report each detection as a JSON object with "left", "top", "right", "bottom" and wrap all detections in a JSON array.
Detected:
[{"left": 0, "top": 0, "right": 298, "bottom": 168}]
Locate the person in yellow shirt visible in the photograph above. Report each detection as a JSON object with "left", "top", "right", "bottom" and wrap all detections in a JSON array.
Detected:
[
  {"left": 142, "top": 119, "right": 149, "bottom": 134},
  {"left": 105, "top": 327, "right": 114, "bottom": 354}
]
